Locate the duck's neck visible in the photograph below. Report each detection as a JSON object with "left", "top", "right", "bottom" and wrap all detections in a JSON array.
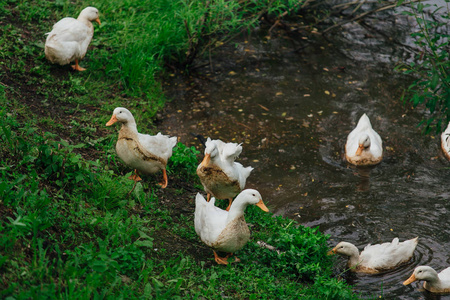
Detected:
[
  {"left": 423, "top": 274, "right": 442, "bottom": 292},
  {"left": 346, "top": 246, "right": 362, "bottom": 269},
  {"left": 226, "top": 201, "right": 247, "bottom": 222},
  {"left": 78, "top": 16, "right": 94, "bottom": 29},
  {"left": 119, "top": 121, "right": 138, "bottom": 138}
]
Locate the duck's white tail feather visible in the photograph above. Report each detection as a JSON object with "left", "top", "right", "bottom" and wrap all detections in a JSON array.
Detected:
[
  {"left": 45, "top": 36, "right": 78, "bottom": 65},
  {"left": 139, "top": 132, "right": 177, "bottom": 162},
  {"left": 194, "top": 193, "right": 228, "bottom": 246},
  {"left": 355, "top": 113, "right": 372, "bottom": 130}
]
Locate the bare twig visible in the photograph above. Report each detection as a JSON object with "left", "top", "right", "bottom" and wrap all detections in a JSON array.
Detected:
[
  {"left": 236, "top": 122, "right": 252, "bottom": 130},
  {"left": 256, "top": 241, "right": 283, "bottom": 254},
  {"left": 351, "top": 0, "right": 366, "bottom": 14}
]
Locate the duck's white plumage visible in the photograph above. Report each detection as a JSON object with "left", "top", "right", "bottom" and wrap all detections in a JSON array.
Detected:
[
  {"left": 106, "top": 107, "right": 177, "bottom": 188},
  {"left": 196, "top": 138, "right": 253, "bottom": 205},
  {"left": 404, "top": 266, "right": 450, "bottom": 293},
  {"left": 45, "top": 7, "right": 100, "bottom": 71},
  {"left": 345, "top": 113, "right": 383, "bottom": 166},
  {"left": 441, "top": 122, "right": 450, "bottom": 160},
  {"left": 194, "top": 189, "right": 269, "bottom": 264},
  {"left": 330, "top": 237, "right": 418, "bottom": 274}
]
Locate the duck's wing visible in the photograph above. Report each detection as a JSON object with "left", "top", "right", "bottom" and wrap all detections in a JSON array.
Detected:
[
  {"left": 438, "top": 267, "right": 450, "bottom": 287},
  {"left": 360, "top": 238, "right": 417, "bottom": 270},
  {"left": 138, "top": 132, "right": 177, "bottom": 162},
  {"left": 367, "top": 129, "right": 383, "bottom": 157},
  {"left": 47, "top": 18, "right": 90, "bottom": 43},
  {"left": 235, "top": 163, "right": 253, "bottom": 189},
  {"left": 222, "top": 143, "right": 242, "bottom": 161},
  {"left": 220, "top": 143, "right": 246, "bottom": 178},
  {"left": 213, "top": 139, "right": 227, "bottom": 154},
  {"left": 194, "top": 193, "right": 228, "bottom": 246},
  {"left": 346, "top": 125, "right": 364, "bottom": 154},
  {"left": 194, "top": 193, "right": 209, "bottom": 236},
  {"left": 49, "top": 17, "right": 77, "bottom": 32}
]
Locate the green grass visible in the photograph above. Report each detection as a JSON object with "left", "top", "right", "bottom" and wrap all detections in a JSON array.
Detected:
[{"left": 0, "top": 0, "right": 360, "bottom": 298}]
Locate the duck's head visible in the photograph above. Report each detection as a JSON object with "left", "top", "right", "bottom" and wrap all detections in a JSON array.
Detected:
[
  {"left": 328, "top": 241, "right": 359, "bottom": 257},
  {"left": 404, "top": 266, "right": 438, "bottom": 285},
  {"left": 79, "top": 7, "right": 101, "bottom": 25},
  {"left": 356, "top": 134, "right": 371, "bottom": 156},
  {"left": 106, "top": 107, "right": 134, "bottom": 126},
  {"left": 237, "top": 189, "right": 269, "bottom": 212},
  {"left": 200, "top": 138, "right": 219, "bottom": 167}
]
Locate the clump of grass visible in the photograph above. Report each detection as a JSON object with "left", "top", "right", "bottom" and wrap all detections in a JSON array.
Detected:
[{"left": 167, "top": 142, "right": 201, "bottom": 179}]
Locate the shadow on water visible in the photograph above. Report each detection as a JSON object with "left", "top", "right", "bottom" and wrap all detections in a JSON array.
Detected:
[{"left": 160, "top": 6, "right": 450, "bottom": 299}]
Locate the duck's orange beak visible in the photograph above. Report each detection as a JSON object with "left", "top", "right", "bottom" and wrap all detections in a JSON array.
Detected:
[
  {"left": 355, "top": 144, "right": 364, "bottom": 156},
  {"left": 106, "top": 114, "right": 117, "bottom": 126},
  {"left": 256, "top": 199, "right": 269, "bottom": 212},
  {"left": 327, "top": 248, "right": 337, "bottom": 255},
  {"left": 95, "top": 18, "right": 101, "bottom": 25},
  {"left": 200, "top": 153, "right": 211, "bottom": 167},
  {"left": 403, "top": 273, "right": 417, "bottom": 285}
]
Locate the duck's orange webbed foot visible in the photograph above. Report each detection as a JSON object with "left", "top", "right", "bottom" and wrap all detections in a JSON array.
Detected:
[
  {"left": 128, "top": 169, "right": 142, "bottom": 182},
  {"left": 71, "top": 59, "right": 86, "bottom": 71},
  {"left": 158, "top": 169, "right": 168, "bottom": 188},
  {"left": 225, "top": 198, "right": 233, "bottom": 211},
  {"left": 214, "top": 251, "right": 230, "bottom": 265},
  {"left": 213, "top": 252, "right": 240, "bottom": 265},
  {"left": 127, "top": 170, "right": 142, "bottom": 195}
]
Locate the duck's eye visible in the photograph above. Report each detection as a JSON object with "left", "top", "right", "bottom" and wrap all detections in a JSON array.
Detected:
[{"left": 252, "top": 193, "right": 256, "bottom": 196}]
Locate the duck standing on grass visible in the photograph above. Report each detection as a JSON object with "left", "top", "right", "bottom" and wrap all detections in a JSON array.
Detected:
[
  {"left": 194, "top": 189, "right": 269, "bottom": 265},
  {"left": 329, "top": 237, "right": 418, "bottom": 274},
  {"left": 106, "top": 107, "right": 177, "bottom": 192},
  {"left": 197, "top": 138, "right": 253, "bottom": 211},
  {"left": 45, "top": 7, "right": 101, "bottom": 71},
  {"left": 345, "top": 113, "right": 383, "bottom": 166},
  {"left": 404, "top": 266, "right": 450, "bottom": 293}
]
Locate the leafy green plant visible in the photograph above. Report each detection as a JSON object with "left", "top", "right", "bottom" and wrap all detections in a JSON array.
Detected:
[
  {"left": 397, "top": 1, "right": 450, "bottom": 133},
  {"left": 167, "top": 142, "right": 200, "bottom": 179}
]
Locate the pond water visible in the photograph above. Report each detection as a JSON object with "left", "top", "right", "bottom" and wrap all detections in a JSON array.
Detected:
[{"left": 160, "top": 7, "right": 450, "bottom": 299}]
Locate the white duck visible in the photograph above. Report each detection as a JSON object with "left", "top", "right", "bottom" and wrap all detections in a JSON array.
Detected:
[
  {"left": 329, "top": 237, "right": 418, "bottom": 274},
  {"left": 345, "top": 113, "right": 383, "bottom": 166},
  {"left": 45, "top": 7, "right": 101, "bottom": 71},
  {"left": 404, "top": 266, "right": 450, "bottom": 293},
  {"left": 194, "top": 189, "right": 269, "bottom": 265},
  {"left": 441, "top": 122, "right": 450, "bottom": 160},
  {"left": 196, "top": 138, "right": 253, "bottom": 211},
  {"left": 106, "top": 107, "right": 177, "bottom": 190}
]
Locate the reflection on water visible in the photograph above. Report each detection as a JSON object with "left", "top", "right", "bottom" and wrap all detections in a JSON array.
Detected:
[{"left": 160, "top": 8, "right": 450, "bottom": 299}]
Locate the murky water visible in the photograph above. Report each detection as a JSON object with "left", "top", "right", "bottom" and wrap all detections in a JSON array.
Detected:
[{"left": 160, "top": 7, "right": 450, "bottom": 299}]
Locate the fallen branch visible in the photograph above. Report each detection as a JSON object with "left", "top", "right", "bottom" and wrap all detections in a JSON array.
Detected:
[{"left": 256, "top": 241, "right": 284, "bottom": 254}]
